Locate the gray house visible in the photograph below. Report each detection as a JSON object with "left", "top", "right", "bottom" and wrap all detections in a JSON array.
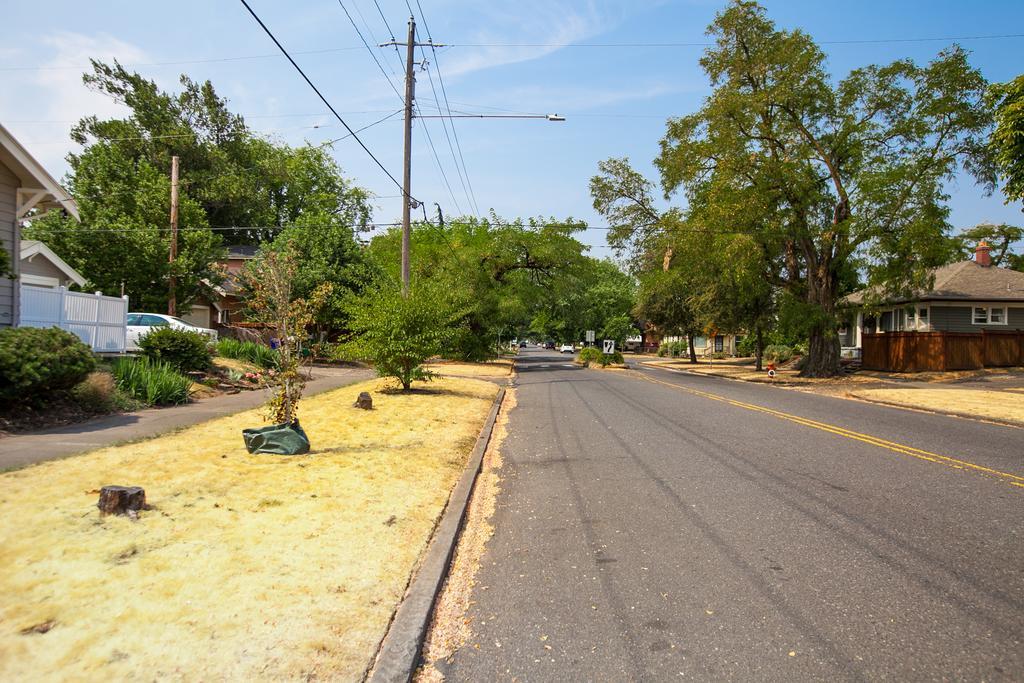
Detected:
[
  {"left": 840, "top": 242, "right": 1024, "bottom": 353},
  {"left": 0, "top": 122, "right": 80, "bottom": 327}
]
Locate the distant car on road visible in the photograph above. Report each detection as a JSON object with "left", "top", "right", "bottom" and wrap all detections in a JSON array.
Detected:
[
  {"left": 126, "top": 312, "right": 218, "bottom": 351},
  {"left": 544, "top": 341, "right": 556, "bottom": 350},
  {"left": 559, "top": 343, "right": 575, "bottom": 354},
  {"left": 519, "top": 341, "right": 527, "bottom": 348}
]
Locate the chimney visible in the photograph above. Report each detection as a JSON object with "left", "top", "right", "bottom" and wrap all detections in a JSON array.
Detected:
[{"left": 975, "top": 240, "right": 992, "bottom": 267}]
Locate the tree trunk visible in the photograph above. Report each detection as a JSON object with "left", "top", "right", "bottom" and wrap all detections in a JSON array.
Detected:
[
  {"left": 97, "top": 486, "right": 146, "bottom": 516},
  {"left": 754, "top": 325, "right": 764, "bottom": 372},
  {"left": 802, "top": 325, "right": 841, "bottom": 377},
  {"left": 687, "top": 335, "right": 697, "bottom": 364},
  {"left": 800, "top": 256, "right": 842, "bottom": 378}
]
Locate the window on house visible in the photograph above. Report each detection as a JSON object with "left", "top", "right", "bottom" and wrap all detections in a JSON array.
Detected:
[
  {"left": 973, "top": 306, "right": 1007, "bottom": 325},
  {"left": 917, "top": 307, "right": 928, "bottom": 330},
  {"left": 217, "top": 309, "right": 230, "bottom": 324}
]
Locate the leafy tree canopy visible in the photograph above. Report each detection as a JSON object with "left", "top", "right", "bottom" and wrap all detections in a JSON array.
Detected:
[
  {"left": 26, "top": 60, "right": 371, "bottom": 315},
  {"left": 989, "top": 74, "right": 1024, "bottom": 208}
]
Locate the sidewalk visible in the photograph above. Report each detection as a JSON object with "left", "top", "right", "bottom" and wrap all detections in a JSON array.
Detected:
[{"left": 0, "top": 365, "right": 374, "bottom": 471}]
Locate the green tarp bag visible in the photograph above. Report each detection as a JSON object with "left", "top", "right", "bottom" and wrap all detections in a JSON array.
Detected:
[{"left": 242, "top": 421, "right": 310, "bottom": 455}]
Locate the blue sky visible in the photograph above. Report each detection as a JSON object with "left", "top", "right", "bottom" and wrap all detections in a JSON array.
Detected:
[{"left": 2, "top": 0, "right": 1022, "bottom": 256}]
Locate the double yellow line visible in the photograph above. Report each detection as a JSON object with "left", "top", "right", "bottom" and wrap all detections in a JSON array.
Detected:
[{"left": 637, "top": 371, "right": 1024, "bottom": 490}]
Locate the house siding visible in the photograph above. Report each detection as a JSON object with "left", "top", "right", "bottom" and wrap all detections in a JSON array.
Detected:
[
  {"left": 930, "top": 305, "right": 1024, "bottom": 332},
  {"left": 0, "top": 161, "right": 18, "bottom": 327},
  {"left": 21, "top": 254, "right": 69, "bottom": 283}
]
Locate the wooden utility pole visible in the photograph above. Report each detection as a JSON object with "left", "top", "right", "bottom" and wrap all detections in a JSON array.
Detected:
[
  {"left": 400, "top": 18, "right": 416, "bottom": 296},
  {"left": 168, "top": 155, "right": 180, "bottom": 316}
]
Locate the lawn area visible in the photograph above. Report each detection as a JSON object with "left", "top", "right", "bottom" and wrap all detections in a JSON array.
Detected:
[
  {"left": 424, "top": 358, "right": 514, "bottom": 379},
  {"left": 851, "top": 388, "right": 1024, "bottom": 425},
  {"left": 640, "top": 357, "right": 882, "bottom": 388},
  {"left": 0, "top": 376, "right": 499, "bottom": 681}
]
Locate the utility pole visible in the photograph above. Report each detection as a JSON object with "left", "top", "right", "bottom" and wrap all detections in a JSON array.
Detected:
[
  {"left": 400, "top": 17, "right": 416, "bottom": 296},
  {"left": 168, "top": 155, "right": 180, "bottom": 316}
]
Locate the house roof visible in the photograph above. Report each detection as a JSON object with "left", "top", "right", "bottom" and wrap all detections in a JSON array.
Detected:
[
  {"left": 20, "top": 239, "right": 87, "bottom": 287},
  {"left": 225, "top": 245, "right": 259, "bottom": 259},
  {"left": 0, "top": 122, "right": 79, "bottom": 221},
  {"left": 844, "top": 260, "right": 1024, "bottom": 306}
]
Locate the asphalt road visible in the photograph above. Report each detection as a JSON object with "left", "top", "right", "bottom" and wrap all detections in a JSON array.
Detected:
[{"left": 442, "top": 348, "right": 1023, "bottom": 681}]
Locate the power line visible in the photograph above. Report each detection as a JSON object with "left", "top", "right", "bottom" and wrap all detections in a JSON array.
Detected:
[
  {"left": 4, "top": 32, "right": 1022, "bottom": 73},
  {"left": 414, "top": 0, "right": 481, "bottom": 217},
  {"left": 336, "top": 0, "right": 404, "bottom": 105},
  {"left": 238, "top": 0, "right": 411, "bottom": 201},
  {"left": 415, "top": 107, "right": 464, "bottom": 216}
]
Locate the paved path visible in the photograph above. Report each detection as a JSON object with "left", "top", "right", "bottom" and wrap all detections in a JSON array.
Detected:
[
  {"left": 443, "top": 349, "right": 1023, "bottom": 681},
  {"left": 0, "top": 365, "right": 374, "bottom": 470}
]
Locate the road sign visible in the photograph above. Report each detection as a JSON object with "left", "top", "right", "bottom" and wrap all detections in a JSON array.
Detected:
[
  {"left": 603, "top": 339, "right": 615, "bottom": 354},
  {"left": 586, "top": 330, "right": 595, "bottom": 342}
]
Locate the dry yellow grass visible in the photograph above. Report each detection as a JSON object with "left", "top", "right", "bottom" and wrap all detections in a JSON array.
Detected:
[
  {"left": 852, "top": 388, "right": 1024, "bottom": 424},
  {"left": 424, "top": 359, "right": 513, "bottom": 379},
  {"left": 0, "top": 376, "right": 498, "bottom": 681}
]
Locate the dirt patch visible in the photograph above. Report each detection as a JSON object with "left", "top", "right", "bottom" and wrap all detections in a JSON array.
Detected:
[
  {"left": 0, "top": 376, "right": 499, "bottom": 681},
  {"left": 416, "top": 387, "right": 517, "bottom": 682},
  {"left": 851, "top": 388, "right": 1024, "bottom": 426}
]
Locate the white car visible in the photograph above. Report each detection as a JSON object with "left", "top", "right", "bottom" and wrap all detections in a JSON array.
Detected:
[
  {"left": 126, "top": 312, "right": 218, "bottom": 351},
  {"left": 559, "top": 343, "right": 575, "bottom": 353}
]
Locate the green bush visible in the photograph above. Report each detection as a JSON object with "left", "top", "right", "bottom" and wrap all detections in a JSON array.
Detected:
[
  {"left": 764, "top": 345, "right": 794, "bottom": 363},
  {"left": 112, "top": 357, "right": 191, "bottom": 405},
  {"left": 656, "top": 343, "right": 670, "bottom": 357},
  {"left": 343, "top": 280, "right": 462, "bottom": 390},
  {"left": 578, "top": 347, "right": 603, "bottom": 365},
  {"left": 216, "top": 338, "right": 279, "bottom": 369},
  {"left": 138, "top": 327, "right": 212, "bottom": 372},
  {"left": 601, "top": 351, "right": 625, "bottom": 367},
  {"left": 0, "top": 327, "right": 95, "bottom": 404}
]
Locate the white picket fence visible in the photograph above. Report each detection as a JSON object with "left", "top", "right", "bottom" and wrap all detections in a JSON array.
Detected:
[{"left": 19, "top": 284, "right": 128, "bottom": 352}]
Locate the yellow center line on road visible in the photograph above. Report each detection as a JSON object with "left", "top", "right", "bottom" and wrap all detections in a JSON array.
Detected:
[{"left": 635, "top": 370, "right": 1024, "bottom": 490}]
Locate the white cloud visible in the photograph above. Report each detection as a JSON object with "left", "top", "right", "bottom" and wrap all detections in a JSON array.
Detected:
[
  {"left": 437, "top": 1, "right": 625, "bottom": 79},
  {"left": 0, "top": 32, "right": 149, "bottom": 176}
]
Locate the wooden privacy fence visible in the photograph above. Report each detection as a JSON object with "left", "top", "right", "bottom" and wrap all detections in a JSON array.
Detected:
[{"left": 861, "top": 331, "right": 1024, "bottom": 372}]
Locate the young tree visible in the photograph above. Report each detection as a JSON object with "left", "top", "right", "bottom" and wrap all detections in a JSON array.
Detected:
[
  {"left": 655, "top": 1, "right": 994, "bottom": 376},
  {"left": 343, "top": 279, "right": 465, "bottom": 390},
  {"left": 243, "top": 245, "right": 329, "bottom": 424}
]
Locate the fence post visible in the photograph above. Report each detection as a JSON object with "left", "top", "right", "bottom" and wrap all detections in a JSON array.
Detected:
[
  {"left": 57, "top": 286, "right": 67, "bottom": 329},
  {"left": 121, "top": 295, "right": 129, "bottom": 353}
]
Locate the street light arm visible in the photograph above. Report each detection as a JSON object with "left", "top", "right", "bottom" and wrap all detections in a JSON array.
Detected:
[{"left": 414, "top": 113, "right": 565, "bottom": 121}]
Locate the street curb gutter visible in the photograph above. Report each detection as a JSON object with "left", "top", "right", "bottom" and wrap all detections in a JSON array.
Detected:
[{"left": 367, "top": 385, "right": 507, "bottom": 683}]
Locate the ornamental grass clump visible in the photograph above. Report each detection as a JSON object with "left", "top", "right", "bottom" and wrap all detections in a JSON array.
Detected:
[
  {"left": 112, "top": 357, "right": 191, "bottom": 406},
  {"left": 216, "top": 338, "right": 279, "bottom": 369}
]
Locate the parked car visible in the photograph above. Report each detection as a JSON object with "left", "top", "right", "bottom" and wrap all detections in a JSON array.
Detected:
[
  {"left": 559, "top": 343, "right": 575, "bottom": 354},
  {"left": 126, "top": 312, "right": 218, "bottom": 351},
  {"left": 519, "top": 340, "right": 527, "bottom": 348},
  {"left": 544, "top": 341, "right": 556, "bottom": 350}
]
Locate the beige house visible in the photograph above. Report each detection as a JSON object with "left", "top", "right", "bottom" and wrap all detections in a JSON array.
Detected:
[{"left": 0, "top": 122, "right": 80, "bottom": 327}]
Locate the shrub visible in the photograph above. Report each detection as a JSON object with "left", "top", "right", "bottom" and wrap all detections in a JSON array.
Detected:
[
  {"left": 216, "top": 338, "right": 279, "bottom": 369},
  {"left": 138, "top": 327, "right": 212, "bottom": 372},
  {"left": 602, "top": 351, "right": 625, "bottom": 366},
  {"left": 578, "top": 347, "right": 603, "bottom": 365},
  {"left": 669, "top": 340, "right": 689, "bottom": 358},
  {"left": 656, "top": 343, "right": 670, "bottom": 357},
  {"left": 0, "top": 327, "right": 95, "bottom": 404},
  {"left": 112, "top": 357, "right": 191, "bottom": 405},
  {"left": 343, "top": 280, "right": 462, "bottom": 390},
  {"left": 71, "top": 371, "right": 117, "bottom": 411},
  {"left": 764, "top": 345, "right": 794, "bottom": 363}
]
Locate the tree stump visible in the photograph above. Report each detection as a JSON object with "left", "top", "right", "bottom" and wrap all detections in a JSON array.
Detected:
[
  {"left": 354, "top": 392, "right": 373, "bottom": 410},
  {"left": 97, "top": 486, "right": 146, "bottom": 516}
]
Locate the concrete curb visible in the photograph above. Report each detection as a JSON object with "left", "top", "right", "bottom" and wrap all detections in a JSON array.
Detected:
[{"left": 367, "top": 385, "right": 507, "bottom": 683}]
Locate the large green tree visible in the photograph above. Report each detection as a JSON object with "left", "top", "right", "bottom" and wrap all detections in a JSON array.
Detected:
[
  {"left": 366, "top": 216, "right": 613, "bottom": 358},
  {"left": 989, "top": 74, "right": 1024, "bottom": 209},
  {"left": 26, "top": 60, "right": 370, "bottom": 315},
  {"left": 655, "top": 1, "right": 994, "bottom": 376}
]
